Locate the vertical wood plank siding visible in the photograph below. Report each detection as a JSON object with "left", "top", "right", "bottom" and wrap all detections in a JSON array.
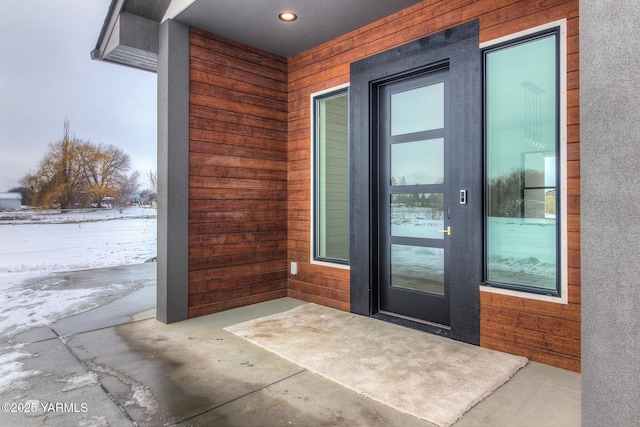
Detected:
[
  {"left": 287, "top": 0, "right": 580, "bottom": 371},
  {"left": 188, "top": 28, "right": 289, "bottom": 317}
]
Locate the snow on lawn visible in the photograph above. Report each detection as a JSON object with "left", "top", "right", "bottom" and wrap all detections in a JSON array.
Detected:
[
  {"left": 0, "top": 208, "right": 157, "bottom": 337},
  {"left": 1, "top": 208, "right": 156, "bottom": 283}
]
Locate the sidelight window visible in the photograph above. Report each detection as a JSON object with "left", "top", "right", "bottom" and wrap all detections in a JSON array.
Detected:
[
  {"left": 312, "top": 87, "right": 349, "bottom": 265},
  {"left": 483, "top": 26, "right": 563, "bottom": 296}
]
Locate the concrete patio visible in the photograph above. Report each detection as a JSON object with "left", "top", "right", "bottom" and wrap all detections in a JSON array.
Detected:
[{"left": 0, "top": 263, "right": 580, "bottom": 426}]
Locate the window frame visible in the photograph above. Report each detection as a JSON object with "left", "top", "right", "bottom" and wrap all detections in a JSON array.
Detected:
[
  {"left": 480, "top": 20, "right": 568, "bottom": 304},
  {"left": 310, "top": 84, "right": 351, "bottom": 268}
]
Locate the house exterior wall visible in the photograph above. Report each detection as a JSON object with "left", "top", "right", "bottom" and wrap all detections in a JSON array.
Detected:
[
  {"left": 184, "top": 0, "right": 580, "bottom": 371},
  {"left": 187, "top": 28, "right": 289, "bottom": 317},
  {"left": 286, "top": 0, "right": 580, "bottom": 371}
]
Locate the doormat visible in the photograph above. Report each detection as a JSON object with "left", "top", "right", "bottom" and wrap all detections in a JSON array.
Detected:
[{"left": 225, "top": 303, "right": 528, "bottom": 427}]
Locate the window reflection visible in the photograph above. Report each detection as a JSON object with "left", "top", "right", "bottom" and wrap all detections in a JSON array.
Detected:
[
  {"left": 391, "top": 139, "right": 444, "bottom": 186},
  {"left": 391, "top": 193, "right": 444, "bottom": 239},
  {"left": 391, "top": 244, "right": 444, "bottom": 295},
  {"left": 391, "top": 82, "right": 444, "bottom": 136},
  {"left": 485, "top": 33, "right": 558, "bottom": 292}
]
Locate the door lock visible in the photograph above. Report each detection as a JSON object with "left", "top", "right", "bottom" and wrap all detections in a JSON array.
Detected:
[{"left": 438, "top": 225, "right": 451, "bottom": 236}]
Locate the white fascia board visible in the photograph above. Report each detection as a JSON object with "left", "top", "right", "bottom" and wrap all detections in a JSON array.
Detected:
[
  {"left": 95, "top": 0, "right": 127, "bottom": 60},
  {"left": 162, "top": 0, "right": 196, "bottom": 22}
]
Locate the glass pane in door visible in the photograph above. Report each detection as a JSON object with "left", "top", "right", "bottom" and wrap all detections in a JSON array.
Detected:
[
  {"left": 391, "top": 138, "right": 444, "bottom": 185},
  {"left": 391, "top": 244, "right": 444, "bottom": 295},
  {"left": 391, "top": 82, "right": 444, "bottom": 135},
  {"left": 391, "top": 193, "right": 444, "bottom": 239}
]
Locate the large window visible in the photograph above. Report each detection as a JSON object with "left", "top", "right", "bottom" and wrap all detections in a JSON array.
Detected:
[
  {"left": 313, "top": 87, "right": 349, "bottom": 265},
  {"left": 483, "top": 27, "right": 562, "bottom": 296}
]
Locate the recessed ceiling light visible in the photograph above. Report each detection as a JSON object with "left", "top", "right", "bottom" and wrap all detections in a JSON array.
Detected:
[{"left": 278, "top": 11, "right": 297, "bottom": 22}]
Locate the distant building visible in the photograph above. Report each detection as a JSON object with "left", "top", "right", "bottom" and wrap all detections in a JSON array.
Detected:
[
  {"left": 0, "top": 192, "right": 22, "bottom": 210},
  {"left": 100, "top": 197, "right": 115, "bottom": 208}
]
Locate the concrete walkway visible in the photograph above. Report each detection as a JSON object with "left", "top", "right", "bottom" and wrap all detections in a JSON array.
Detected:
[{"left": 0, "top": 264, "right": 580, "bottom": 426}]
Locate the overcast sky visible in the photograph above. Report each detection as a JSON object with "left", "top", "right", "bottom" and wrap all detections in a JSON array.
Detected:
[{"left": 0, "top": 0, "right": 157, "bottom": 192}]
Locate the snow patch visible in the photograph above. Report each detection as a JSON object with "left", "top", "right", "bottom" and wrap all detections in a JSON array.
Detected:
[
  {"left": 127, "top": 384, "right": 160, "bottom": 414},
  {"left": 61, "top": 372, "right": 99, "bottom": 392},
  {"left": 0, "top": 283, "right": 127, "bottom": 337},
  {"left": 84, "top": 360, "right": 160, "bottom": 418},
  {"left": 0, "top": 349, "right": 41, "bottom": 394}
]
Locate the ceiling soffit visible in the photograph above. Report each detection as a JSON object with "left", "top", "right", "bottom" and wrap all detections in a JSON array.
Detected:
[
  {"left": 94, "top": 0, "right": 422, "bottom": 70},
  {"left": 174, "top": 0, "right": 423, "bottom": 58}
]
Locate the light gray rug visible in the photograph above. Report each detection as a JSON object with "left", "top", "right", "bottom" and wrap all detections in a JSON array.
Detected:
[{"left": 225, "top": 303, "right": 528, "bottom": 427}]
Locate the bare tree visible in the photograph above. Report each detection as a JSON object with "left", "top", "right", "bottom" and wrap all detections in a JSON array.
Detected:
[
  {"left": 147, "top": 169, "right": 157, "bottom": 194},
  {"left": 21, "top": 120, "right": 84, "bottom": 208},
  {"left": 115, "top": 170, "right": 140, "bottom": 206},
  {"left": 79, "top": 143, "right": 136, "bottom": 207},
  {"left": 21, "top": 120, "right": 139, "bottom": 209}
]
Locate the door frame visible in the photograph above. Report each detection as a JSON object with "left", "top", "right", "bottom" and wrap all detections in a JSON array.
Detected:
[{"left": 349, "top": 20, "right": 482, "bottom": 344}]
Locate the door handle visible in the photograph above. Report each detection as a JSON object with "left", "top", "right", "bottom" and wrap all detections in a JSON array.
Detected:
[{"left": 438, "top": 226, "right": 450, "bottom": 236}]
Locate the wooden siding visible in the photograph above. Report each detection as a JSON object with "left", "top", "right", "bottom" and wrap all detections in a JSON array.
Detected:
[
  {"left": 188, "top": 28, "right": 289, "bottom": 318},
  {"left": 287, "top": 0, "right": 580, "bottom": 371}
]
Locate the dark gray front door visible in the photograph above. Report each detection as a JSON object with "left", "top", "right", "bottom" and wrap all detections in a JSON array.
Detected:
[
  {"left": 350, "top": 20, "right": 482, "bottom": 343},
  {"left": 378, "top": 69, "right": 451, "bottom": 326}
]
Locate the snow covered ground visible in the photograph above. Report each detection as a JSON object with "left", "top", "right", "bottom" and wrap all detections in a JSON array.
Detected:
[{"left": 0, "top": 208, "right": 157, "bottom": 339}]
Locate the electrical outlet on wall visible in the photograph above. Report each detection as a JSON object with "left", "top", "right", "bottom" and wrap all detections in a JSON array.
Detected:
[{"left": 290, "top": 261, "right": 298, "bottom": 275}]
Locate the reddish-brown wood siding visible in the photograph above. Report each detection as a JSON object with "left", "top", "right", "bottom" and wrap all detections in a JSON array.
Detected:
[
  {"left": 287, "top": 0, "right": 580, "bottom": 371},
  {"left": 188, "top": 28, "right": 289, "bottom": 318}
]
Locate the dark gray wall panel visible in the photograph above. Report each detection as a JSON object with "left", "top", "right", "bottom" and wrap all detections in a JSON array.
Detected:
[{"left": 157, "top": 19, "right": 189, "bottom": 323}]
